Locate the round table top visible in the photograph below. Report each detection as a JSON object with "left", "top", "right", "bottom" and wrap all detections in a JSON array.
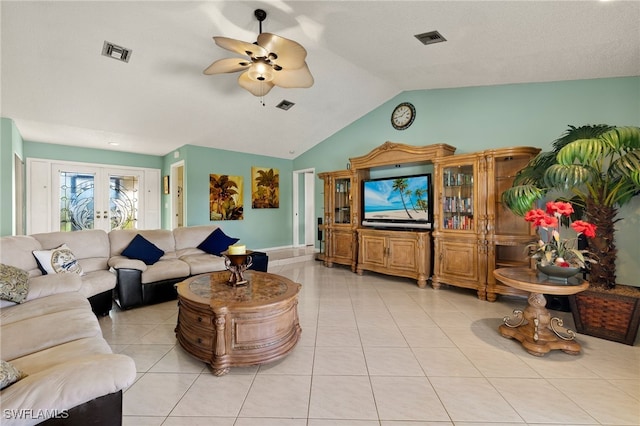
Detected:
[
  {"left": 177, "top": 270, "right": 300, "bottom": 308},
  {"left": 493, "top": 267, "right": 589, "bottom": 295}
]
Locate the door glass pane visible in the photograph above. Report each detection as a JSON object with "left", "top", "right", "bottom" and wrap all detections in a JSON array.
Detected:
[
  {"left": 60, "top": 171, "right": 95, "bottom": 231},
  {"left": 110, "top": 174, "right": 139, "bottom": 230}
]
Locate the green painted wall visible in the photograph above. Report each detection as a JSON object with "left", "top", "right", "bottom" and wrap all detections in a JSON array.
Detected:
[
  {"left": 163, "top": 145, "right": 293, "bottom": 250},
  {"left": 0, "top": 118, "right": 23, "bottom": 236},
  {"left": 23, "top": 141, "right": 163, "bottom": 169},
  {"left": 294, "top": 76, "right": 640, "bottom": 286}
]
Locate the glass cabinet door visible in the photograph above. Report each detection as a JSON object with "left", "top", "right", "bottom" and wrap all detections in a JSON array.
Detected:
[
  {"left": 334, "top": 178, "right": 351, "bottom": 224},
  {"left": 441, "top": 165, "right": 474, "bottom": 230}
]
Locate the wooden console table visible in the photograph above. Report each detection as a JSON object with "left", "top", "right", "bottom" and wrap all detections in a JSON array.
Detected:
[
  {"left": 175, "top": 270, "right": 301, "bottom": 375},
  {"left": 493, "top": 267, "right": 588, "bottom": 356}
]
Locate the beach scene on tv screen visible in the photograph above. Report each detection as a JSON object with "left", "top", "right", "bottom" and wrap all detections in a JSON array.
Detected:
[{"left": 364, "top": 176, "right": 430, "bottom": 221}]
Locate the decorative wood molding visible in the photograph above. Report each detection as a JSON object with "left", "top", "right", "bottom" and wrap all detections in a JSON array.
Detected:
[{"left": 349, "top": 141, "right": 456, "bottom": 170}]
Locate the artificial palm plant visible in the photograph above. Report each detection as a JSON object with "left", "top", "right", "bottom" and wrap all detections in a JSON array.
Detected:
[{"left": 502, "top": 125, "right": 640, "bottom": 290}]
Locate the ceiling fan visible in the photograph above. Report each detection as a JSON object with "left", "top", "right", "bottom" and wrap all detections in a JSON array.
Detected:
[{"left": 204, "top": 9, "right": 314, "bottom": 97}]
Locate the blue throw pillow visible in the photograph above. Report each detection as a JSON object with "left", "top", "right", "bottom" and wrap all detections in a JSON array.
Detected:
[
  {"left": 121, "top": 234, "right": 164, "bottom": 265},
  {"left": 197, "top": 228, "right": 239, "bottom": 256}
]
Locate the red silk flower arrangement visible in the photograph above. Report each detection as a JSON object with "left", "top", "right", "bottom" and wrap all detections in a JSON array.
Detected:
[{"left": 525, "top": 201, "right": 597, "bottom": 268}]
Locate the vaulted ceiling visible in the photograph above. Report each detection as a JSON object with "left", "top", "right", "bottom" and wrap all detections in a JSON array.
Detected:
[{"left": 2, "top": 1, "right": 639, "bottom": 159}]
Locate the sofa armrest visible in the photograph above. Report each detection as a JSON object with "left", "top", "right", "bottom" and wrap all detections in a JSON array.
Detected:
[
  {"left": 113, "top": 268, "right": 143, "bottom": 309},
  {"left": 108, "top": 255, "right": 147, "bottom": 272},
  {"left": 0, "top": 353, "right": 135, "bottom": 425}
]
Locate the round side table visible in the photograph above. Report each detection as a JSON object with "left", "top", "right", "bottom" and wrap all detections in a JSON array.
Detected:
[{"left": 493, "top": 267, "right": 588, "bottom": 356}]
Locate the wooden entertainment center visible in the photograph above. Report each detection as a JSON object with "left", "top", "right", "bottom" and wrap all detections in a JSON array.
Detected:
[{"left": 319, "top": 141, "right": 540, "bottom": 300}]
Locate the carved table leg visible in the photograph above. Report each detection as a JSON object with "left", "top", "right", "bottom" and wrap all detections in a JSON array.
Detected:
[{"left": 499, "top": 292, "right": 581, "bottom": 356}]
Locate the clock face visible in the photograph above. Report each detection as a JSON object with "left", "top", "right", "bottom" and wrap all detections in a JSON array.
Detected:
[{"left": 391, "top": 102, "right": 416, "bottom": 130}]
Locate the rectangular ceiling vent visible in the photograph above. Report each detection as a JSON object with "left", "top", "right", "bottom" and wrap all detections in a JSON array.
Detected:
[
  {"left": 102, "top": 41, "right": 132, "bottom": 63},
  {"left": 414, "top": 31, "right": 446, "bottom": 46},
  {"left": 276, "top": 100, "right": 295, "bottom": 111}
]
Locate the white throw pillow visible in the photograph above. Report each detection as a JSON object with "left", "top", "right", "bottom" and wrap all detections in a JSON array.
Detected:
[{"left": 33, "top": 244, "right": 84, "bottom": 276}]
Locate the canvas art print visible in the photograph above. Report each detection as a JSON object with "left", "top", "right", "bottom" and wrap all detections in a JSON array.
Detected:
[
  {"left": 209, "top": 174, "right": 243, "bottom": 220},
  {"left": 251, "top": 167, "right": 279, "bottom": 209}
]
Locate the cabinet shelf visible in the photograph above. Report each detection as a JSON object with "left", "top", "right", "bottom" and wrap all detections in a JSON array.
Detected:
[{"left": 433, "top": 147, "right": 541, "bottom": 301}]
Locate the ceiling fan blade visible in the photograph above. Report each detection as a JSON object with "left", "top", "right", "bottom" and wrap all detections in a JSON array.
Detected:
[
  {"left": 272, "top": 62, "right": 314, "bottom": 88},
  {"left": 203, "top": 58, "right": 252, "bottom": 75},
  {"left": 257, "top": 33, "right": 307, "bottom": 69},
  {"left": 238, "top": 71, "right": 274, "bottom": 97},
  {"left": 213, "top": 36, "right": 267, "bottom": 58}
]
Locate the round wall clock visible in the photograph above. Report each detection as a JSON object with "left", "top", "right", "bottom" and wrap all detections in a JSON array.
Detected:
[{"left": 391, "top": 102, "right": 416, "bottom": 130}]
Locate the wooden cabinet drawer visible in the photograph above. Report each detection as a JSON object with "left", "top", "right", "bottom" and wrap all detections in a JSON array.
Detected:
[
  {"left": 177, "top": 320, "right": 214, "bottom": 353},
  {"left": 178, "top": 299, "right": 214, "bottom": 328}
]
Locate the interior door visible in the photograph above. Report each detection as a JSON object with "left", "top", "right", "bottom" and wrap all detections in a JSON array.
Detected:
[{"left": 56, "top": 165, "right": 100, "bottom": 231}]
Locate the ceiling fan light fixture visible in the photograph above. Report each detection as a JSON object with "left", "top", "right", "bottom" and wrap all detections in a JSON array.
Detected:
[
  {"left": 247, "top": 58, "right": 274, "bottom": 82},
  {"left": 204, "top": 8, "right": 312, "bottom": 97}
]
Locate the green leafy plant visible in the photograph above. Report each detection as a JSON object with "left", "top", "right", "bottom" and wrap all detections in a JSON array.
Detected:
[{"left": 502, "top": 125, "right": 640, "bottom": 289}]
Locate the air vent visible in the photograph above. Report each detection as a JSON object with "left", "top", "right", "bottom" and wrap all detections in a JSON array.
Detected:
[
  {"left": 414, "top": 30, "right": 446, "bottom": 46},
  {"left": 102, "top": 41, "right": 132, "bottom": 63},
  {"left": 276, "top": 100, "right": 295, "bottom": 111}
]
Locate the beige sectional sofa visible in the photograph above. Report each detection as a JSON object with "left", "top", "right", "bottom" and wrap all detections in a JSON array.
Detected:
[
  {"left": 0, "top": 225, "right": 268, "bottom": 424},
  {"left": 0, "top": 225, "right": 267, "bottom": 312},
  {"left": 108, "top": 225, "right": 267, "bottom": 309},
  {"left": 0, "top": 230, "right": 115, "bottom": 316},
  {"left": 0, "top": 283, "right": 135, "bottom": 425}
]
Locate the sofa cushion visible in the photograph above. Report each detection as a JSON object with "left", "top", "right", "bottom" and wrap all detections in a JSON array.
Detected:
[
  {"left": 173, "top": 225, "right": 219, "bottom": 251},
  {"left": 1, "top": 292, "right": 87, "bottom": 326},
  {"left": 122, "top": 234, "right": 165, "bottom": 265},
  {"left": 0, "top": 264, "right": 29, "bottom": 304},
  {"left": 0, "top": 235, "right": 43, "bottom": 278},
  {"left": 140, "top": 259, "right": 190, "bottom": 284},
  {"left": 180, "top": 253, "right": 227, "bottom": 275},
  {"left": 0, "top": 360, "right": 25, "bottom": 390},
  {"left": 32, "top": 230, "right": 110, "bottom": 274},
  {"left": 1, "top": 297, "right": 102, "bottom": 361},
  {"left": 10, "top": 336, "right": 113, "bottom": 375},
  {"left": 197, "top": 228, "right": 239, "bottom": 256},
  {"left": 76, "top": 270, "right": 117, "bottom": 298},
  {"left": 109, "top": 229, "right": 176, "bottom": 258},
  {"left": 32, "top": 244, "right": 84, "bottom": 276}
]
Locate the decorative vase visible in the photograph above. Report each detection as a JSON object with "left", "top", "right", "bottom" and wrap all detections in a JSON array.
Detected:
[{"left": 536, "top": 263, "right": 581, "bottom": 283}]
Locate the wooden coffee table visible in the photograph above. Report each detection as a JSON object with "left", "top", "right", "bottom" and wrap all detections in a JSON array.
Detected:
[
  {"left": 175, "top": 270, "right": 301, "bottom": 375},
  {"left": 493, "top": 267, "right": 588, "bottom": 356}
]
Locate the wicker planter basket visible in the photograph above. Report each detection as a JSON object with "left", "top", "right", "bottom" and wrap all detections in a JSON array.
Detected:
[{"left": 569, "top": 288, "right": 640, "bottom": 345}]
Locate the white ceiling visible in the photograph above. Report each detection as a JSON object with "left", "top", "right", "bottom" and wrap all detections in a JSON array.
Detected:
[{"left": 2, "top": 1, "right": 639, "bottom": 159}]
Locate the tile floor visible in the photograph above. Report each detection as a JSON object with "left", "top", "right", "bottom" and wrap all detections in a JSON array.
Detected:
[{"left": 99, "top": 255, "right": 640, "bottom": 426}]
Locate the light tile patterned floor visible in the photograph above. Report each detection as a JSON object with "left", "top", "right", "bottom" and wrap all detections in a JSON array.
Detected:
[{"left": 99, "top": 256, "right": 640, "bottom": 426}]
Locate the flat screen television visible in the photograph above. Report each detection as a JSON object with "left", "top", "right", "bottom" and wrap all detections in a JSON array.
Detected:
[{"left": 362, "top": 173, "right": 432, "bottom": 229}]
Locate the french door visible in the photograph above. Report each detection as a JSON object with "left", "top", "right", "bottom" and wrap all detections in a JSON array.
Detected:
[
  {"left": 27, "top": 159, "right": 160, "bottom": 234},
  {"left": 56, "top": 165, "right": 141, "bottom": 231}
]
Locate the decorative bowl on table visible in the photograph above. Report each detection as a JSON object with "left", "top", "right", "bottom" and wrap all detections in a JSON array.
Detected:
[{"left": 536, "top": 263, "right": 581, "bottom": 283}]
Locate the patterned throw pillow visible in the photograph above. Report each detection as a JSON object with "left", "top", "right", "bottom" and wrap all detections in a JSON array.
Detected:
[
  {"left": 32, "top": 244, "right": 84, "bottom": 275},
  {"left": 0, "top": 264, "right": 30, "bottom": 303},
  {"left": 0, "top": 360, "right": 26, "bottom": 390}
]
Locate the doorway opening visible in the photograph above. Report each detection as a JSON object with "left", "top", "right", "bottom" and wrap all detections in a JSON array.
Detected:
[
  {"left": 292, "top": 168, "right": 315, "bottom": 247},
  {"left": 171, "top": 161, "right": 185, "bottom": 229}
]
